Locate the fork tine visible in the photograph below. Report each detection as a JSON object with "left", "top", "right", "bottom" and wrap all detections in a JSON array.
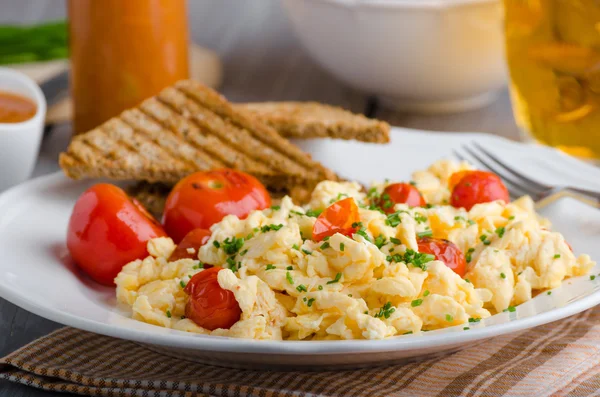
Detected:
[
  {"left": 472, "top": 142, "right": 550, "bottom": 192},
  {"left": 453, "top": 149, "right": 522, "bottom": 200},
  {"left": 462, "top": 144, "right": 544, "bottom": 199}
]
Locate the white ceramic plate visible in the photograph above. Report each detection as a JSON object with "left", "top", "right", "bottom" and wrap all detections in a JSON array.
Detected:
[{"left": 1, "top": 128, "right": 599, "bottom": 370}]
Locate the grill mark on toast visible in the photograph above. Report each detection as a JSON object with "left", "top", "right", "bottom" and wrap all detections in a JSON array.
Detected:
[
  {"left": 175, "top": 80, "right": 336, "bottom": 181},
  {"left": 119, "top": 108, "right": 215, "bottom": 172},
  {"left": 138, "top": 98, "right": 271, "bottom": 174},
  {"left": 157, "top": 87, "right": 311, "bottom": 178}
]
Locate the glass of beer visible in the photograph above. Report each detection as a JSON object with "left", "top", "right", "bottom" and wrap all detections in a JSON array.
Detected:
[{"left": 504, "top": 0, "right": 600, "bottom": 160}]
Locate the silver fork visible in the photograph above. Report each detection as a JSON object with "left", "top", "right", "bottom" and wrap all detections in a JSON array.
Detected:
[{"left": 453, "top": 142, "right": 600, "bottom": 209}]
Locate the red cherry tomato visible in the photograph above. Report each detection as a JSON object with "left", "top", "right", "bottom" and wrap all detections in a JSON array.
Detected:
[
  {"left": 312, "top": 197, "right": 360, "bottom": 242},
  {"left": 163, "top": 169, "right": 271, "bottom": 243},
  {"left": 67, "top": 183, "right": 167, "bottom": 286},
  {"left": 417, "top": 237, "right": 467, "bottom": 277},
  {"left": 168, "top": 228, "right": 212, "bottom": 262},
  {"left": 450, "top": 170, "right": 509, "bottom": 211},
  {"left": 184, "top": 267, "right": 242, "bottom": 330},
  {"left": 379, "top": 183, "right": 426, "bottom": 213}
]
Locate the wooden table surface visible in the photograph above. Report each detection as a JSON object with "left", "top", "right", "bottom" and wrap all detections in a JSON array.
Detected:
[{"left": 0, "top": 0, "right": 520, "bottom": 395}]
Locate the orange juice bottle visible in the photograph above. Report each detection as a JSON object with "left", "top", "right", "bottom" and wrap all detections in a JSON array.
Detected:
[{"left": 68, "top": 0, "right": 189, "bottom": 133}]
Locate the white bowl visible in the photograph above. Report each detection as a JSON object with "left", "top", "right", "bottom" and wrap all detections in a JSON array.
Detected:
[
  {"left": 0, "top": 68, "right": 47, "bottom": 191},
  {"left": 282, "top": 0, "right": 507, "bottom": 113}
]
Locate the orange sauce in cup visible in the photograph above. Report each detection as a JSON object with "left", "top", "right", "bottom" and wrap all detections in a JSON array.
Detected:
[
  {"left": 0, "top": 91, "right": 37, "bottom": 123},
  {"left": 68, "top": 0, "right": 189, "bottom": 134}
]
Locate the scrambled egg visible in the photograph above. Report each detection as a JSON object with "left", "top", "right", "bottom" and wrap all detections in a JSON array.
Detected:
[{"left": 115, "top": 160, "right": 595, "bottom": 340}]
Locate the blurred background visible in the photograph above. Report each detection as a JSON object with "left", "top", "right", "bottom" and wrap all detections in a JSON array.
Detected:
[{"left": 0, "top": 0, "right": 519, "bottom": 140}]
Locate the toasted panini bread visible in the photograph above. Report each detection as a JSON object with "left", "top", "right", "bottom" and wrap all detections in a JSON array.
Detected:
[
  {"left": 59, "top": 80, "right": 337, "bottom": 192},
  {"left": 236, "top": 102, "right": 390, "bottom": 143}
]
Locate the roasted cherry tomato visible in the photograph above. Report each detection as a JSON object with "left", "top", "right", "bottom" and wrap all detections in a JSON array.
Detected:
[
  {"left": 312, "top": 197, "right": 360, "bottom": 242},
  {"left": 184, "top": 267, "right": 242, "bottom": 330},
  {"left": 168, "top": 228, "right": 212, "bottom": 262},
  {"left": 67, "top": 183, "right": 167, "bottom": 286},
  {"left": 379, "top": 183, "right": 426, "bottom": 212},
  {"left": 163, "top": 169, "right": 271, "bottom": 243},
  {"left": 417, "top": 237, "right": 466, "bottom": 277},
  {"left": 450, "top": 170, "right": 509, "bottom": 211}
]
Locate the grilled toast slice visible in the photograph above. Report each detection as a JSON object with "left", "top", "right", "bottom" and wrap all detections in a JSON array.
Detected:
[
  {"left": 59, "top": 80, "right": 337, "bottom": 191},
  {"left": 236, "top": 102, "right": 390, "bottom": 143}
]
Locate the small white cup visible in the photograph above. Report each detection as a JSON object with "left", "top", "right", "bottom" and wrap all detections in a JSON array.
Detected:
[{"left": 0, "top": 68, "right": 47, "bottom": 191}]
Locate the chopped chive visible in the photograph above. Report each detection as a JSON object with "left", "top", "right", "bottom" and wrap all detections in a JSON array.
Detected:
[
  {"left": 445, "top": 314, "right": 454, "bottom": 322},
  {"left": 463, "top": 327, "right": 470, "bottom": 330},
  {"left": 318, "top": 285, "right": 323, "bottom": 290},
  {"left": 500, "top": 272, "right": 506, "bottom": 279},
  {"left": 417, "top": 230, "right": 433, "bottom": 238},
  {"left": 508, "top": 216, "right": 515, "bottom": 220},
  {"left": 287, "top": 266, "right": 293, "bottom": 270},
  {"left": 411, "top": 299, "right": 423, "bottom": 307},
  {"left": 296, "top": 284, "right": 307, "bottom": 292},
  {"left": 423, "top": 290, "right": 430, "bottom": 296},
  {"left": 554, "top": 254, "right": 561, "bottom": 259},
  {"left": 503, "top": 306, "right": 516, "bottom": 313},
  {"left": 292, "top": 244, "right": 299, "bottom": 250},
  {"left": 166, "top": 310, "right": 172, "bottom": 318},
  {"left": 340, "top": 243, "right": 345, "bottom": 252},
  {"left": 390, "top": 237, "right": 401, "bottom": 245},
  {"left": 180, "top": 280, "right": 186, "bottom": 288},
  {"left": 495, "top": 226, "right": 505, "bottom": 238},
  {"left": 591, "top": 275, "right": 596, "bottom": 281},
  {"left": 213, "top": 241, "right": 220, "bottom": 249},
  {"left": 320, "top": 242, "right": 331, "bottom": 250},
  {"left": 307, "top": 298, "right": 315, "bottom": 307},
  {"left": 327, "top": 272, "right": 342, "bottom": 284},
  {"left": 286, "top": 271, "right": 294, "bottom": 285},
  {"left": 302, "top": 248, "right": 312, "bottom": 255},
  {"left": 547, "top": 291, "right": 552, "bottom": 295},
  {"left": 266, "top": 264, "right": 276, "bottom": 270},
  {"left": 271, "top": 205, "right": 280, "bottom": 210},
  {"left": 468, "top": 317, "right": 480, "bottom": 323}
]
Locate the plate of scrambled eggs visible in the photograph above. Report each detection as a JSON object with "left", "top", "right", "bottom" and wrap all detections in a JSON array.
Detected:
[{"left": 0, "top": 128, "right": 599, "bottom": 369}]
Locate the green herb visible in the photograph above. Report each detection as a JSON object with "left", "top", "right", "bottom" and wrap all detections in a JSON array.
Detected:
[
  {"left": 417, "top": 230, "right": 433, "bottom": 238},
  {"left": 261, "top": 224, "right": 284, "bottom": 233},
  {"left": 339, "top": 243, "right": 345, "bottom": 252},
  {"left": 226, "top": 256, "right": 237, "bottom": 268},
  {"left": 591, "top": 275, "right": 596, "bottom": 281},
  {"left": 387, "top": 249, "right": 435, "bottom": 270},
  {"left": 240, "top": 249, "right": 248, "bottom": 256},
  {"left": 307, "top": 298, "right": 315, "bottom": 307},
  {"left": 466, "top": 248, "right": 474, "bottom": 263},
  {"left": 463, "top": 327, "right": 470, "bottom": 331},
  {"left": 414, "top": 213, "right": 428, "bottom": 224},
  {"left": 411, "top": 299, "right": 423, "bottom": 307},
  {"left": 166, "top": 310, "right": 172, "bottom": 318},
  {"left": 290, "top": 210, "right": 304, "bottom": 216},
  {"left": 423, "top": 290, "right": 430, "bottom": 297},
  {"left": 287, "top": 266, "right": 293, "bottom": 270},
  {"left": 327, "top": 272, "right": 342, "bottom": 284},
  {"left": 409, "top": 181, "right": 416, "bottom": 186},
  {"left": 271, "top": 205, "right": 281, "bottom": 210},
  {"left": 348, "top": 294, "right": 353, "bottom": 297},
  {"left": 403, "top": 331, "right": 414, "bottom": 335},
  {"left": 390, "top": 237, "right": 401, "bottom": 245},
  {"left": 302, "top": 248, "right": 312, "bottom": 255},
  {"left": 329, "top": 193, "right": 349, "bottom": 203},
  {"left": 464, "top": 278, "right": 471, "bottom": 284},
  {"left": 385, "top": 212, "right": 402, "bottom": 227},
  {"left": 503, "top": 306, "right": 516, "bottom": 313},
  {"left": 495, "top": 226, "right": 506, "bottom": 238},
  {"left": 500, "top": 272, "right": 506, "bottom": 279},
  {"left": 367, "top": 187, "right": 380, "bottom": 200},
  {"left": 374, "top": 302, "right": 396, "bottom": 319},
  {"left": 374, "top": 235, "right": 387, "bottom": 249},
  {"left": 554, "top": 254, "right": 561, "bottom": 259},
  {"left": 245, "top": 232, "right": 255, "bottom": 240},
  {"left": 193, "top": 262, "right": 204, "bottom": 270},
  {"left": 0, "top": 21, "right": 69, "bottom": 66},
  {"left": 296, "top": 284, "right": 308, "bottom": 292},
  {"left": 320, "top": 242, "right": 331, "bottom": 250},
  {"left": 305, "top": 209, "right": 323, "bottom": 218},
  {"left": 292, "top": 244, "right": 299, "bottom": 250},
  {"left": 213, "top": 241, "right": 220, "bottom": 249},
  {"left": 425, "top": 204, "right": 434, "bottom": 209},
  {"left": 445, "top": 314, "right": 454, "bottom": 322},
  {"left": 352, "top": 222, "right": 363, "bottom": 228},
  {"left": 508, "top": 216, "right": 515, "bottom": 220},
  {"left": 468, "top": 317, "right": 481, "bottom": 323},
  {"left": 547, "top": 291, "right": 552, "bottom": 295},
  {"left": 468, "top": 220, "right": 476, "bottom": 225},
  {"left": 454, "top": 216, "right": 466, "bottom": 222},
  {"left": 179, "top": 280, "right": 186, "bottom": 288},
  {"left": 356, "top": 227, "right": 372, "bottom": 243},
  {"left": 479, "top": 234, "right": 488, "bottom": 242},
  {"left": 266, "top": 264, "right": 276, "bottom": 270},
  {"left": 286, "top": 271, "right": 294, "bottom": 285},
  {"left": 318, "top": 285, "right": 324, "bottom": 291}
]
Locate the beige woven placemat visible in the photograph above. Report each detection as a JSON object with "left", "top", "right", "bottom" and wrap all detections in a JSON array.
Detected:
[{"left": 2, "top": 306, "right": 600, "bottom": 397}]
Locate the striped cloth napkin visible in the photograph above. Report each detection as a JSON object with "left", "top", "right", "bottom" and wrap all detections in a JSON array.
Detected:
[{"left": 1, "top": 306, "right": 600, "bottom": 397}]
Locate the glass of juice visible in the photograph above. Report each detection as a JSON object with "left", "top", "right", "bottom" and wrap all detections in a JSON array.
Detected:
[
  {"left": 68, "top": 0, "right": 189, "bottom": 134},
  {"left": 504, "top": 0, "right": 600, "bottom": 160}
]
